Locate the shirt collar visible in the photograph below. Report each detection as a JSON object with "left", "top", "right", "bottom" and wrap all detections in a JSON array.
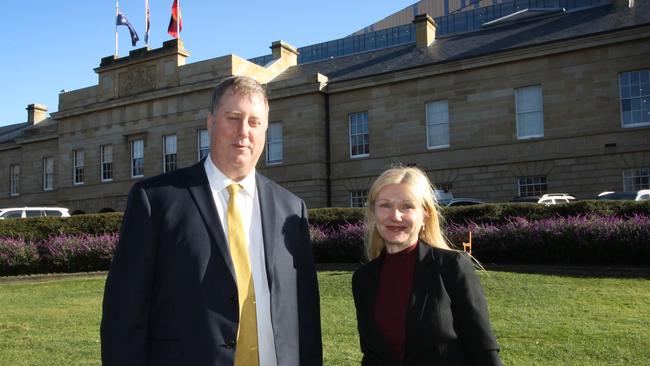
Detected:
[{"left": 204, "top": 157, "right": 256, "bottom": 198}]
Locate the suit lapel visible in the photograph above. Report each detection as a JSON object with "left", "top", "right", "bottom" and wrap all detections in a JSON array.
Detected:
[
  {"left": 404, "top": 242, "right": 436, "bottom": 364},
  {"left": 255, "top": 173, "right": 276, "bottom": 289},
  {"left": 185, "top": 161, "right": 236, "bottom": 281}
]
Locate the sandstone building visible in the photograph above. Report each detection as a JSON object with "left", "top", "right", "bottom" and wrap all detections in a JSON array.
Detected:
[{"left": 1, "top": 0, "right": 649, "bottom": 213}]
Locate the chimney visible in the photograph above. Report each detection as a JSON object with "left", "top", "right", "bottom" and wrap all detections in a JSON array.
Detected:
[
  {"left": 271, "top": 41, "right": 298, "bottom": 66},
  {"left": 413, "top": 14, "right": 437, "bottom": 47},
  {"left": 26, "top": 104, "right": 48, "bottom": 125}
]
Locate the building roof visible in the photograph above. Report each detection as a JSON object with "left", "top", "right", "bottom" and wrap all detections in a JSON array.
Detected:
[
  {"left": 272, "top": 2, "right": 650, "bottom": 84},
  {"left": 0, "top": 122, "right": 28, "bottom": 144}
]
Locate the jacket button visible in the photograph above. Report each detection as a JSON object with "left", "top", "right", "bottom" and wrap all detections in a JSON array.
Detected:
[{"left": 222, "top": 340, "right": 235, "bottom": 349}]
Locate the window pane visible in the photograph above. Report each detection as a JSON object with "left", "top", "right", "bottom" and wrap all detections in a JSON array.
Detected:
[
  {"left": 349, "top": 112, "right": 369, "bottom": 157},
  {"left": 426, "top": 100, "right": 449, "bottom": 148},
  {"left": 164, "top": 135, "right": 177, "bottom": 154}
]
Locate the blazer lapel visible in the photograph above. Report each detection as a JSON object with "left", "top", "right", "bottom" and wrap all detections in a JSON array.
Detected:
[
  {"left": 185, "top": 160, "right": 236, "bottom": 281},
  {"left": 404, "top": 242, "right": 436, "bottom": 364},
  {"left": 363, "top": 256, "right": 402, "bottom": 363},
  {"left": 255, "top": 173, "right": 276, "bottom": 289}
]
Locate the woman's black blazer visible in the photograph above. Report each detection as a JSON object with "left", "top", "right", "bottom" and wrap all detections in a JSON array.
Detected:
[{"left": 352, "top": 242, "right": 502, "bottom": 366}]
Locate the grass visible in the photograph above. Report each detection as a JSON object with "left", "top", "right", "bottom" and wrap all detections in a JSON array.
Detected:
[{"left": 1, "top": 271, "right": 649, "bottom": 365}]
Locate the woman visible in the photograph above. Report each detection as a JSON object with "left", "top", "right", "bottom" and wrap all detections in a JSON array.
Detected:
[{"left": 352, "top": 167, "right": 502, "bottom": 366}]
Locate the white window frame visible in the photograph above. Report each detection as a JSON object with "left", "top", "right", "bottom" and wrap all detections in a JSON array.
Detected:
[
  {"left": 73, "top": 150, "right": 84, "bottom": 185},
  {"left": 100, "top": 145, "right": 113, "bottom": 182},
  {"left": 197, "top": 129, "right": 210, "bottom": 161},
  {"left": 163, "top": 135, "right": 177, "bottom": 173},
  {"left": 426, "top": 100, "right": 450, "bottom": 149},
  {"left": 10, "top": 164, "right": 20, "bottom": 196},
  {"left": 515, "top": 85, "right": 544, "bottom": 139},
  {"left": 131, "top": 139, "right": 144, "bottom": 178},
  {"left": 266, "top": 122, "right": 283, "bottom": 165},
  {"left": 43, "top": 157, "right": 54, "bottom": 191},
  {"left": 350, "top": 189, "right": 369, "bottom": 208},
  {"left": 349, "top": 111, "right": 369, "bottom": 158},
  {"left": 517, "top": 175, "right": 547, "bottom": 197},
  {"left": 619, "top": 69, "right": 650, "bottom": 128},
  {"left": 623, "top": 167, "right": 650, "bottom": 191}
]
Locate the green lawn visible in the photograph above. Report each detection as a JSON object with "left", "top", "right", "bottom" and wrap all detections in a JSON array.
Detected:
[{"left": 1, "top": 271, "right": 649, "bottom": 365}]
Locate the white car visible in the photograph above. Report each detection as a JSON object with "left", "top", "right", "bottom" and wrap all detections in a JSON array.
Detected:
[
  {"left": 637, "top": 190, "right": 650, "bottom": 201},
  {"left": 538, "top": 193, "right": 575, "bottom": 205},
  {"left": 0, "top": 207, "right": 70, "bottom": 219},
  {"left": 597, "top": 190, "right": 650, "bottom": 201}
]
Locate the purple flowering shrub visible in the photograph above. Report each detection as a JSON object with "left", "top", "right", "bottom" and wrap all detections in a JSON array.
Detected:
[
  {"left": 310, "top": 222, "right": 365, "bottom": 263},
  {"left": 446, "top": 214, "right": 650, "bottom": 265},
  {"left": 38, "top": 234, "right": 118, "bottom": 273},
  {"left": 0, "top": 237, "right": 39, "bottom": 275},
  {"left": 2, "top": 213, "right": 648, "bottom": 274},
  {"left": 0, "top": 233, "right": 119, "bottom": 275}
]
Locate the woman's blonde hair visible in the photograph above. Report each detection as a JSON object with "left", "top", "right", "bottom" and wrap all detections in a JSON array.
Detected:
[{"left": 364, "top": 166, "right": 450, "bottom": 260}]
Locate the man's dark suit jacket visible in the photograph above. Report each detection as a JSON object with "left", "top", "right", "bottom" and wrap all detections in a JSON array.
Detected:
[
  {"left": 352, "top": 242, "right": 502, "bottom": 366},
  {"left": 101, "top": 161, "right": 322, "bottom": 366}
]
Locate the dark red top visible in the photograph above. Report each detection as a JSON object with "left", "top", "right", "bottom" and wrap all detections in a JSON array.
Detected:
[{"left": 374, "top": 243, "right": 418, "bottom": 362}]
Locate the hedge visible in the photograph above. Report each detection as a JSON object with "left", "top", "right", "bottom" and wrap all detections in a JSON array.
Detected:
[
  {"left": 2, "top": 201, "right": 648, "bottom": 239},
  {"left": 2, "top": 203, "right": 650, "bottom": 275},
  {"left": 0, "top": 212, "right": 122, "bottom": 241}
]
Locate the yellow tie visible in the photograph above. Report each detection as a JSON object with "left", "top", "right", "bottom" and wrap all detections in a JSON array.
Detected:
[{"left": 226, "top": 184, "right": 259, "bottom": 366}]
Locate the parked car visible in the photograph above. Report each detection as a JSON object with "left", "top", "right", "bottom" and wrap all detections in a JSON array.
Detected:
[
  {"left": 0, "top": 207, "right": 70, "bottom": 219},
  {"left": 434, "top": 189, "right": 454, "bottom": 202},
  {"left": 439, "top": 198, "right": 485, "bottom": 207},
  {"left": 537, "top": 193, "right": 575, "bottom": 205},
  {"left": 510, "top": 195, "right": 541, "bottom": 203},
  {"left": 597, "top": 190, "right": 650, "bottom": 201}
]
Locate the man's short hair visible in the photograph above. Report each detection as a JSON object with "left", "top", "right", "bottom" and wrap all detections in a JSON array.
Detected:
[{"left": 209, "top": 75, "right": 268, "bottom": 114}]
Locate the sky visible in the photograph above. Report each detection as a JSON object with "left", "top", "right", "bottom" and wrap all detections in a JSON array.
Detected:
[{"left": 1, "top": 1, "right": 417, "bottom": 127}]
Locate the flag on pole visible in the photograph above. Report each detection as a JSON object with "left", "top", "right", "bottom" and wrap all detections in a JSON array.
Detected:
[
  {"left": 167, "top": 0, "right": 182, "bottom": 39},
  {"left": 145, "top": 0, "right": 150, "bottom": 46},
  {"left": 116, "top": 11, "right": 140, "bottom": 46}
]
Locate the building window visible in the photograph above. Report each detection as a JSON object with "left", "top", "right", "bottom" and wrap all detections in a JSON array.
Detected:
[
  {"left": 619, "top": 69, "right": 650, "bottom": 127},
  {"left": 131, "top": 139, "right": 144, "bottom": 178},
  {"left": 517, "top": 175, "right": 547, "bottom": 197},
  {"left": 515, "top": 85, "right": 544, "bottom": 139},
  {"left": 43, "top": 157, "right": 54, "bottom": 191},
  {"left": 350, "top": 189, "right": 368, "bottom": 208},
  {"left": 163, "top": 135, "right": 177, "bottom": 173},
  {"left": 623, "top": 167, "right": 650, "bottom": 191},
  {"left": 101, "top": 145, "right": 113, "bottom": 182},
  {"left": 73, "top": 150, "right": 84, "bottom": 185},
  {"left": 198, "top": 129, "right": 210, "bottom": 161},
  {"left": 426, "top": 100, "right": 450, "bottom": 149},
  {"left": 10, "top": 164, "right": 20, "bottom": 196},
  {"left": 266, "top": 122, "right": 283, "bottom": 165},
  {"left": 349, "top": 111, "right": 369, "bottom": 158}
]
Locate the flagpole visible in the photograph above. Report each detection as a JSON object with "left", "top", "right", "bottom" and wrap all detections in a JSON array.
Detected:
[
  {"left": 145, "top": 0, "right": 149, "bottom": 48},
  {"left": 115, "top": 0, "right": 119, "bottom": 58},
  {"left": 177, "top": 0, "right": 181, "bottom": 41}
]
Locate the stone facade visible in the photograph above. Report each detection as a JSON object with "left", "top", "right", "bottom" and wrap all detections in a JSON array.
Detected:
[{"left": 1, "top": 4, "right": 649, "bottom": 212}]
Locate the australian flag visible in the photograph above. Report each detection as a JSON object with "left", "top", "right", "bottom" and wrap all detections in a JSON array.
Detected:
[{"left": 116, "top": 11, "right": 140, "bottom": 47}]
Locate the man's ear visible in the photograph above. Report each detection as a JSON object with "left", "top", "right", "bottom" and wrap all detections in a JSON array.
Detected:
[{"left": 206, "top": 112, "right": 213, "bottom": 132}]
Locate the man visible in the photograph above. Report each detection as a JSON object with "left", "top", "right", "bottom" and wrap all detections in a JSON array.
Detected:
[{"left": 101, "top": 76, "right": 322, "bottom": 366}]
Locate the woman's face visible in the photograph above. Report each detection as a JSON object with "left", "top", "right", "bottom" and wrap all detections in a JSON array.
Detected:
[{"left": 374, "top": 183, "right": 429, "bottom": 253}]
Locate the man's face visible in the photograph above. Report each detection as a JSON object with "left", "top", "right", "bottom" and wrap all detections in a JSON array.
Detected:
[{"left": 207, "top": 89, "right": 268, "bottom": 181}]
